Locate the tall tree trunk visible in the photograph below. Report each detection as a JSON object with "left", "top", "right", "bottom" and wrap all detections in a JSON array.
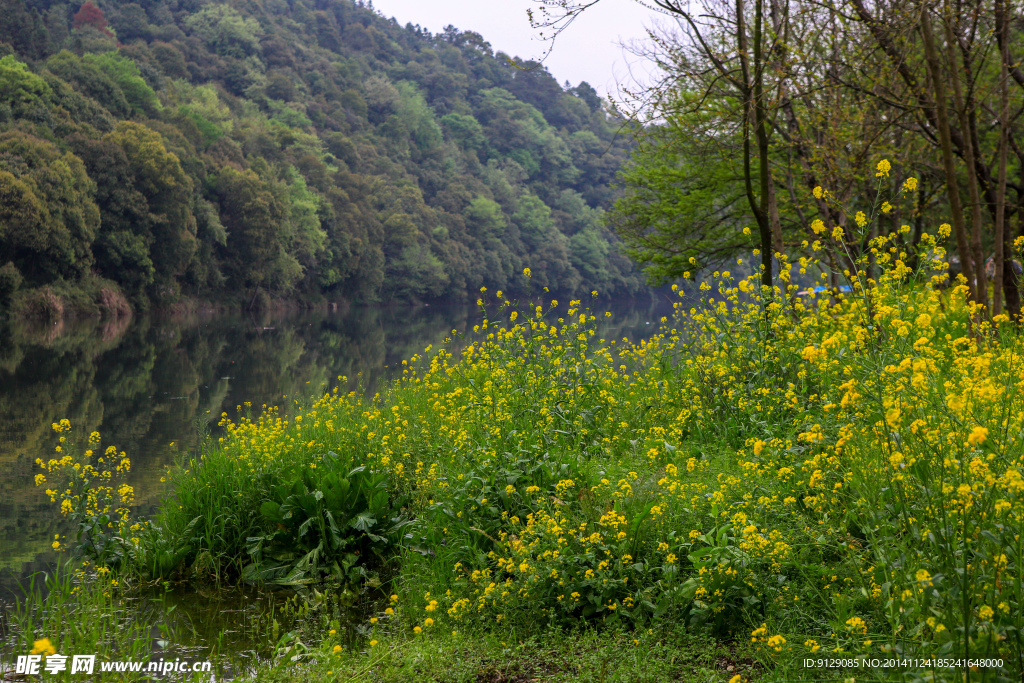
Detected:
[
  {"left": 753, "top": 0, "right": 775, "bottom": 290},
  {"left": 736, "top": 0, "right": 774, "bottom": 295},
  {"left": 766, "top": 0, "right": 786, "bottom": 258},
  {"left": 1004, "top": 226, "right": 1021, "bottom": 319},
  {"left": 768, "top": 168, "right": 784, "bottom": 256},
  {"left": 943, "top": 0, "right": 987, "bottom": 308},
  {"left": 994, "top": 0, "right": 1009, "bottom": 316},
  {"left": 920, "top": 3, "right": 977, "bottom": 301}
]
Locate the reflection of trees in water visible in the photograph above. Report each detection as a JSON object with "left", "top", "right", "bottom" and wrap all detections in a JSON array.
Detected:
[{"left": 0, "top": 295, "right": 675, "bottom": 591}]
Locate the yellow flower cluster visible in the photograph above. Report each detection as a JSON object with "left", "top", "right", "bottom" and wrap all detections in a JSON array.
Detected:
[
  {"left": 65, "top": 205, "right": 1020, "bottom": 666},
  {"left": 36, "top": 426, "right": 138, "bottom": 548}
]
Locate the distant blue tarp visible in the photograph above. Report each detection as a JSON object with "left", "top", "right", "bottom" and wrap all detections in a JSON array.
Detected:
[{"left": 801, "top": 285, "right": 852, "bottom": 294}]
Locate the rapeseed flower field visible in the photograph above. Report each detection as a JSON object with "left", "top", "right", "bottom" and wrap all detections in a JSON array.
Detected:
[{"left": 36, "top": 169, "right": 1024, "bottom": 681}]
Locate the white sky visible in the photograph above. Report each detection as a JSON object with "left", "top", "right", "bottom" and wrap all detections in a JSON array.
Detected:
[{"left": 369, "top": 0, "right": 662, "bottom": 97}]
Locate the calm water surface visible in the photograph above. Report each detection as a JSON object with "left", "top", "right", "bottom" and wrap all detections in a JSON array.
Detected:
[{"left": 0, "top": 294, "right": 677, "bottom": 666}]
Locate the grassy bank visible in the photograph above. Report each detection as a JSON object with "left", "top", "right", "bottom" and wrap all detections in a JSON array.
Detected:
[
  {"left": 33, "top": 221, "right": 1024, "bottom": 681},
  {"left": 248, "top": 622, "right": 757, "bottom": 682}
]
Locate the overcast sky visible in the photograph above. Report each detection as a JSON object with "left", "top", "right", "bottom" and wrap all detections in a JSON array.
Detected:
[{"left": 368, "top": 0, "right": 662, "bottom": 98}]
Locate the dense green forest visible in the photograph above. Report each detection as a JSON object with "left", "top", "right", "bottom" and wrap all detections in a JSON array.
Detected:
[{"left": 0, "top": 0, "right": 644, "bottom": 316}]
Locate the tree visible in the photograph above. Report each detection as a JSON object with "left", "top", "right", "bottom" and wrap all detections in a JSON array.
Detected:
[
  {"left": 464, "top": 196, "right": 506, "bottom": 239},
  {"left": 104, "top": 122, "right": 196, "bottom": 282},
  {"left": 539, "top": 0, "right": 1024, "bottom": 318},
  {"left": 72, "top": 1, "right": 112, "bottom": 35},
  {"left": 69, "top": 0, "right": 118, "bottom": 53},
  {"left": 535, "top": 0, "right": 790, "bottom": 296},
  {"left": 279, "top": 165, "right": 327, "bottom": 274},
  {"left": 609, "top": 118, "right": 751, "bottom": 283},
  {"left": 0, "top": 55, "right": 51, "bottom": 107},
  {"left": 215, "top": 167, "right": 299, "bottom": 293},
  {"left": 68, "top": 134, "right": 154, "bottom": 297},
  {"left": 441, "top": 112, "right": 485, "bottom": 151},
  {"left": 0, "top": 0, "right": 646, "bottom": 307},
  {"left": 0, "top": 131, "right": 99, "bottom": 284},
  {"left": 45, "top": 50, "right": 133, "bottom": 119},
  {"left": 184, "top": 4, "right": 260, "bottom": 59},
  {"left": 84, "top": 52, "right": 161, "bottom": 117}
]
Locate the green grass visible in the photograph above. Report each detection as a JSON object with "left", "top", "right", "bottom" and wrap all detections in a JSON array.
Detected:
[
  {"left": 250, "top": 623, "right": 758, "bottom": 683},
  {"left": 4, "top": 563, "right": 157, "bottom": 682}
]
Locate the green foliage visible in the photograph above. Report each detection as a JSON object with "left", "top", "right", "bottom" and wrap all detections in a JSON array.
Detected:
[
  {"left": 386, "top": 243, "right": 449, "bottom": 299},
  {"left": 0, "top": 54, "right": 50, "bottom": 106},
  {"left": 243, "top": 455, "right": 411, "bottom": 586},
  {"left": 0, "top": 259, "right": 22, "bottom": 304},
  {"left": 104, "top": 121, "right": 197, "bottom": 282},
  {"left": 677, "top": 519, "right": 760, "bottom": 634},
  {"left": 0, "top": 131, "right": 99, "bottom": 284},
  {"left": 441, "top": 112, "right": 485, "bottom": 151},
  {"left": 215, "top": 166, "right": 299, "bottom": 290},
  {"left": 83, "top": 51, "right": 160, "bottom": 116},
  {"left": 45, "top": 50, "right": 132, "bottom": 119},
  {"left": 183, "top": 4, "right": 260, "bottom": 59},
  {"left": 281, "top": 166, "right": 326, "bottom": 268},
  {"left": 465, "top": 196, "right": 506, "bottom": 239},
  {"left": 395, "top": 81, "right": 442, "bottom": 153},
  {"left": 0, "top": 0, "right": 645, "bottom": 312},
  {"left": 609, "top": 121, "right": 753, "bottom": 283},
  {"left": 513, "top": 194, "right": 556, "bottom": 248}
]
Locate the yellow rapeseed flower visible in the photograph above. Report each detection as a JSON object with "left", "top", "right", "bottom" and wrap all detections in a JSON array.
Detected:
[{"left": 967, "top": 426, "right": 988, "bottom": 446}]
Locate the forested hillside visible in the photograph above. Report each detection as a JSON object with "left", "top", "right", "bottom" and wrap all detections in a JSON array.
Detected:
[{"left": 0, "top": 0, "right": 643, "bottom": 315}]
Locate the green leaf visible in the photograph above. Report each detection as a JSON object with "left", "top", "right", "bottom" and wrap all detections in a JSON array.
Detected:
[
  {"left": 260, "top": 501, "right": 282, "bottom": 522},
  {"left": 350, "top": 512, "right": 377, "bottom": 532}
]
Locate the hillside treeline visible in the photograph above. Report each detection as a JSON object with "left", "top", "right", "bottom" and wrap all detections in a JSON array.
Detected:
[{"left": 0, "top": 0, "right": 643, "bottom": 315}]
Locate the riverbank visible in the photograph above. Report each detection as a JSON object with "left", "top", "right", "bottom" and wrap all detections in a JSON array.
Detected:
[
  {"left": 2, "top": 276, "right": 340, "bottom": 325},
  {"left": 22, "top": 247, "right": 1024, "bottom": 681}
]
